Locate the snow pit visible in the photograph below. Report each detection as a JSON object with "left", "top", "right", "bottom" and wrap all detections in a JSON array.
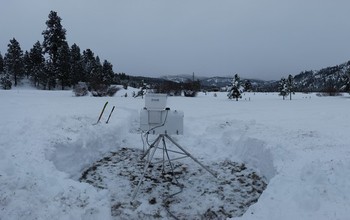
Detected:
[{"left": 80, "top": 147, "right": 268, "bottom": 219}]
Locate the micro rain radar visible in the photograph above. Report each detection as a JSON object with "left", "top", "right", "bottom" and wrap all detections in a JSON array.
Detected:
[{"left": 132, "top": 94, "right": 217, "bottom": 200}]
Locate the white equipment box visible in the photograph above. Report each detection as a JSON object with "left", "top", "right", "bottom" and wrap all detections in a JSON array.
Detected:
[
  {"left": 140, "top": 109, "right": 184, "bottom": 135},
  {"left": 140, "top": 94, "right": 183, "bottom": 135},
  {"left": 145, "top": 93, "right": 167, "bottom": 110}
]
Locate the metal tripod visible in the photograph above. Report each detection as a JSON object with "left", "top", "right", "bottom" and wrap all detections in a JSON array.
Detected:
[{"left": 132, "top": 134, "right": 217, "bottom": 200}]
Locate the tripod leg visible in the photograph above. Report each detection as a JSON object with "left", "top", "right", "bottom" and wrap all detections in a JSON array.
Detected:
[
  {"left": 165, "top": 134, "right": 217, "bottom": 178},
  {"left": 132, "top": 142, "right": 159, "bottom": 200},
  {"left": 162, "top": 137, "right": 180, "bottom": 184},
  {"left": 162, "top": 136, "right": 166, "bottom": 174},
  {"left": 141, "top": 135, "right": 162, "bottom": 160}
]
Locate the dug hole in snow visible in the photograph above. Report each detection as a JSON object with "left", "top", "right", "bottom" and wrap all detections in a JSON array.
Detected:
[{"left": 45, "top": 98, "right": 274, "bottom": 219}]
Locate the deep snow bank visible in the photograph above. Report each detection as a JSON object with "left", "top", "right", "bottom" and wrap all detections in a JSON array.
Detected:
[
  {"left": 232, "top": 137, "right": 276, "bottom": 181},
  {"left": 0, "top": 90, "right": 115, "bottom": 220}
]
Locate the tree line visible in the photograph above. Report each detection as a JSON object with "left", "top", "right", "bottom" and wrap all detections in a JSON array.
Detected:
[
  {"left": 0, "top": 11, "right": 116, "bottom": 94},
  {"left": 2, "top": 10, "right": 349, "bottom": 97},
  {"left": 227, "top": 73, "right": 296, "bottom": 101}
]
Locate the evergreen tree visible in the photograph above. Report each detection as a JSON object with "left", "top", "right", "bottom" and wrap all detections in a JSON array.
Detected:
[
  {"left": 278, "top": 78, "right": 288, "bottom": 100},
  {"left": 23, "top": 51, "right": 32, "bottom": 79},
  {"left": 0, "top": 52, "right": 12, "bottom": 89},
  {"left": 42, "top": 11, "right": 67, "bottom": 89},
  {"left": 286, "top": 74, "right": 294, "bottom": 100},
  {"left": 81, "top": 50, "right": 112, "bottom": 95},
  {"left": 70, "top": 43, "right": 84, "bottom": 85},
  {"left": 102, "top": 59, "right": 114, "bottom": 86},
  {"left": 244, "top": 80, "right": 253, "bottom": 92},
  {"left": 0, "top": 72, "right": 12, "bottom": 89},
  {"left": 4, "top": 38, "right": 24, "bottom": 87},
  {"left": 42, "top": 11, "right": 67, "bottom": 65},
  {"left": 227, "top": 74, "right": 242, "bottom": 101},
  {"left": 29, "top": 41, "right": 45, "bottom": 88},
  {"left": 56, "top": 41, "right": 71, "bottom": 89},
  {"left": 89, "top": 56, "right": 105, "bottom": 93},
  {"left": 341, "top": 69, "right": 350, "bottom": 93},
  {"left": 38, "top": 60, "right": 50, "bottom": 89},
  {"left": 183, "top": 72, "right": 201, "bottom": 97},
  {"left": 45, "top": 60, "right": 56, "bottom": 90},
  {"left": 0, "top": 52, "right": 4, "bottom": 73},
  {"left": 82, "top": 49, "right": 96, "bottom": 81}
]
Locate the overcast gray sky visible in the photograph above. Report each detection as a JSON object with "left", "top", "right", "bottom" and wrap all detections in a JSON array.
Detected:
[{"left": 1, "top": 0, "right": 350, "bottom": 80}]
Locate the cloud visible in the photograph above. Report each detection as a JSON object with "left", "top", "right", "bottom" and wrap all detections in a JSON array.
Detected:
[{"left": 1, "top": 0, "right": 350, "bottom": 80}]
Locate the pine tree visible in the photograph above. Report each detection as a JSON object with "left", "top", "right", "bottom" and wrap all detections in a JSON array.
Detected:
[
  {"left": 341, "top": 69, "right": 350, "bottom": 93},
  {"left": 0, "top": 52, "right": 5, "bottom": 74},
  {"left": 23, "top": 51, "right": 32, "bottom": 79},
  {"left": 29, "top": 41, "right": 45, "bottom": 88},
  {"left": 89, "top": 56, "right": 105, "bottom": 94},
  {"left": 57, "top": 41, "right": 71, "bottom": 89},
  {"left": 0, "top": 52, "right": 4, "bottom": 73},
  {"left": 42, "top": 11, "right": 67, "bottom": 65},
  {"left": 81, "top": 50, "right": 111, "bottom": 95},
  {"left": 102, "top": 60, "right": 114, "bottom": 86},
  {"left": 38, "top": 61, "right": 50, "bottom": 89},
  {"left": 0, "top": 52, "right": 12, "bottom": 89},
  {"left": 82, "top": 49, "right": 96, "bottom": 81},
  {"left": 42, "top": 11, "right": 67, "bottom": 89},
  {"left": 44, "top": 60, "right": 56, "bottom": 90},
  {"left": 286, "top": 74, "right": 294, "bottom": 100},
  {"left": 0, "top": 72, "right": 12, "bottom": 89},
  {"left": 4, "top": 38, "right": 24, "bottom": 87},
  {"left": 244, "top": 80, "right": 253, "bottom": 92},
  {"left": 227, "top": 74, "right": 242, "bottom": 101},
  {"left": 70, "top": 43, "right": 84, "bottom": 85},
  {"left": 278, "top": 78, "right": 288, "bottom": 100}
]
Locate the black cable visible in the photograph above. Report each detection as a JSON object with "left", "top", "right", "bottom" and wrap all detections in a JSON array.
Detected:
[
  {"left": 163, "top": 173, "right": 184, "bottom": 220},
  {"left": 144, "top": 109, "right": 169, "bottom": 147},
  {"left": 140, "top": 132, "right": 146, "bottom": 153}
]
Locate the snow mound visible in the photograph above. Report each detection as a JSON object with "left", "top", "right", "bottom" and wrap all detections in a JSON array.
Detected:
[{"left": 46, "top": 119, "right": 131, "bottom": 180}]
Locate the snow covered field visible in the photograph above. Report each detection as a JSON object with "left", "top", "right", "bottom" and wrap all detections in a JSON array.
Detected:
[{"left": 1, "top": 87, "right": 350, "bottom": 220}]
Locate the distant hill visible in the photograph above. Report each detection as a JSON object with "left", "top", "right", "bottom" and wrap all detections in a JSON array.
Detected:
[
  {"left": 143, "top": 60, "right": 350, "bottom": 92},
  {"left": 161, "top": 75, "right": 234, "bottom": 87},
  {"left": 293, "top": 60, "right": 350, "bottom": 92},
  {"left": 200, "top": 76, "right": 269, "bottom": 88},
  {"left": 161, "top": 75, "right": 275, "bottom": 91},
  {"left": 161, "top": 74, "right": 207, "bottom": 83}
]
